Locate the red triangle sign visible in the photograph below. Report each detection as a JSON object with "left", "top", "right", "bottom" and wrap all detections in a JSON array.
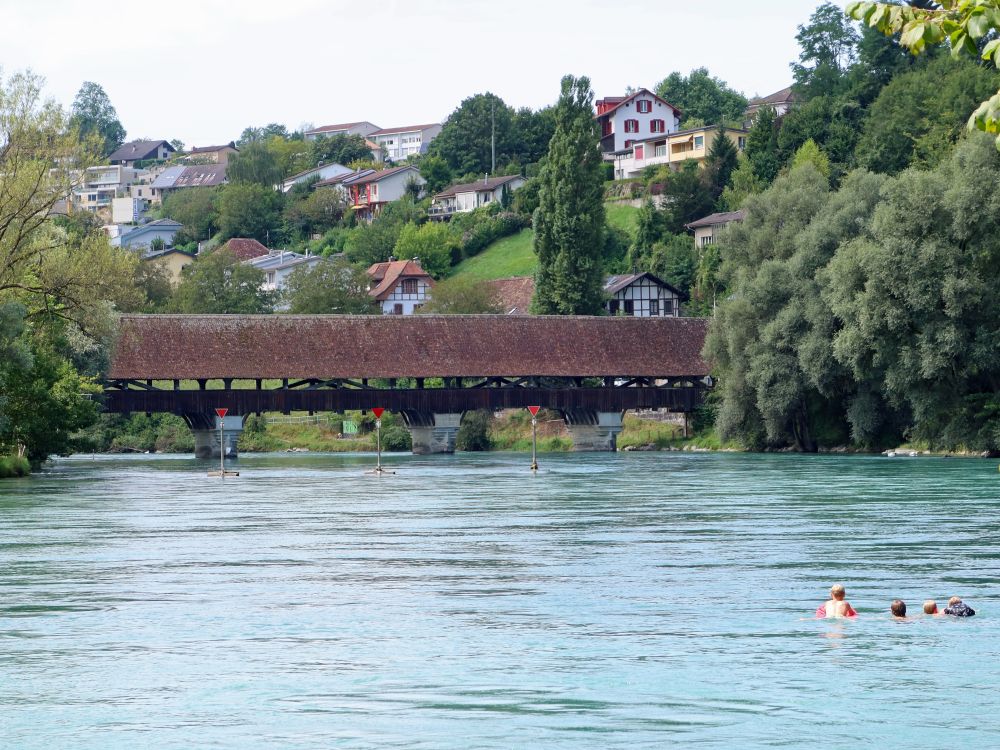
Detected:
[
  {"left": 215, "top": 408, "right": 229, "bottom": 418},
  {"left": 372, "top": 408, "right": 385, "bottom": 419},
  {"left": 527, "top": 406, "right": 540, "bottom": 417}
]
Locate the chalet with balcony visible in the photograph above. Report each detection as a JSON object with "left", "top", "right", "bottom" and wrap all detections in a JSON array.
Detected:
[
  {"left": 304, "top": 121, "right": 380, "bottom": 142},
  {"left": 366, "top": 258, "right": 434, "bottom": 315},
  {"left": 369, "top": 124, "right": 442, "bottom": 162},
  {"left": 596, "top": 88, "right": 682, "bottom": 156},
  {"left": 342, "top": 165, "right": 424, "bottom": 221},
  {"left": 612, "top": 124, "right": 748, "bottom": 179},
  {"left": 604, "top": 272, "right": 683, "bottom": 317},
  {"left": 429, "top": 174, "right": 526, "bottom": 219},
  {"left": 108, "top": 139, "right": 175, "bottom": 167}
]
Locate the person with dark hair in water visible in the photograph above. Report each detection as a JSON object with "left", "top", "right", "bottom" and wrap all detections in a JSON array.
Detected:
[
  {"left": 890, "top": 600, "right": 907, "bottom": 618},
  {"left": 944, "top": 596, "right": 976, "bottom": 617}
]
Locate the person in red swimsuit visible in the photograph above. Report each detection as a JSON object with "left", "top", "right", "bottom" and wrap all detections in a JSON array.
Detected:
[{"left": 816, "top": 583, "right": 858, "bottom": 618}]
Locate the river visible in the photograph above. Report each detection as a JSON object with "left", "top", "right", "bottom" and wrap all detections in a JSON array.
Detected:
[{"left": 1, "top": 451, "right": 999, "bottom": 748}]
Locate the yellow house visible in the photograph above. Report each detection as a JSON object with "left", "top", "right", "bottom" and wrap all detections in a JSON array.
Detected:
[
  {"left": 143, "top": 248, "right": 196, "bottom": 287},
  {"left": 613, "top": 124, "right": 748, "bottom": 179}
]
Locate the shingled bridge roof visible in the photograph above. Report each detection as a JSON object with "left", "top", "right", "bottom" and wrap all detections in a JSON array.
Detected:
[{"left": 109, "top": 314, "right": 710, "bottom": 380}]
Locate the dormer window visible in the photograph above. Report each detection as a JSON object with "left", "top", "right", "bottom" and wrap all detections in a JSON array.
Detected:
[{"left": 636, "top": 100, "right": 651, "bottom": 114}]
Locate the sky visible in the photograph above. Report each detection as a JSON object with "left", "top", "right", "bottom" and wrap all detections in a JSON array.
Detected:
[{"left": 0, "top": 0, "right": 831, "bottom": 147}]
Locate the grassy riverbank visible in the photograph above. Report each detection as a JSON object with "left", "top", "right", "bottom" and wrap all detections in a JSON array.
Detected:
[{"left": 0, "top": 454, "right": 30, "bottom": 478}]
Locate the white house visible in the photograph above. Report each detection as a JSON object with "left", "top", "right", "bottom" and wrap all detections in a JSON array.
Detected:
[
  {"left": 111, "top": 219, "right": 184, "bottom": 250},
  {"left": 429, "top": 174, "right": 525, "bottom": 219},
  {"left": 745, "top": 86, "right": 797, "bottom": 121},
  {"left": 366, "top": 258, "right": 434, "bottom": 315},
  {"left": 369, "top": 124, "right": 442, "bottom": 162},
  {"left": 246, "top": 250, "right": 322, "bottom": 302},
  {"left": 604, "top": 272, "right": 682, "bottom": 317},
  {"left": 304, "top": 121, "right": 380, "bottom": 142},
  {"left": 71, "top": 165, "right": 148, "bottom": 213},
  {"left": 281, "top": 162, "right": 353, "bottom": 192},
  {"left": 685, "top": 209, "right": 746, "bottom": 247},
  {"left": 595, "top": 88, "right": 682, "bottom": 156}
]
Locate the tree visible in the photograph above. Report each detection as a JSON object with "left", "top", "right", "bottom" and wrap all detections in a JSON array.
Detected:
[
  {"left": 744, "top": 106, "right": 782, "bottom": 184},
  {"left": 791, "top": 138, "right": 831, "bottom": 178},
  {"left": 419, "top": 155, "right": 452, "bottom": 194},
  {"left": 169, "top": 250, "right": 276, "bottom": 314},
  {"left": 238, "top": 123, "right": 290, "bottom": 145},
  {"left": 720, "top": 154, "right": 764, "bottom": 210},
  {"left": 509, "top": 106, "right": 557, "bottom": 165},
  {"left": 704, "top": 124, "right": 740, "bottom": 203},
  {"left": 429, "top": 93, "right": 515, "bottom": 175},
  {"left": 283, "top": 186, "right": 347, "bottom": 240},
  {"left": 392, "top": 222, "right": 457, "bottom": 279},
  {"left": 282, "top": 257, "right": 372, "bottom": 314},
  {"left": 162, "top": 187, "right": 220, "bottom": 245},
  {"left": 169, "top": 138, "right": 185, "bottom": 152},
  {"left": 661, "top": 162, "right": 714, "bottom": 235},
  {"left": 417, "top": 277, "right": 501, "bottom": 314},
  {"left": 847, "top": 0, "right": 1000, "bottom": 150},
  {"left": 217, "top": 183, "right": 284, "bottom": 243},
  {"left": 69, "top": 81, "right": 126, "bottom": 157},
  {"left": 531, "top": 75, "right": 606, "bottom": 315},
  {"left": 226, "top": 141, "right": 284, "bottom": 187},
  {"left": 654, "top": 68, "right": 748, "bottom": 125},
  {"left": 310, "top": 133, "right": 372, "bottom": 168},
  {"left": 792, "top": 2, "right": 860, "bottom": 99}
]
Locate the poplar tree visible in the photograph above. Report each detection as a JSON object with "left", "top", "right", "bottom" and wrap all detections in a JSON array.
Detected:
[{"left": 531, "top": 75, "right": 606, "bottom": 315}]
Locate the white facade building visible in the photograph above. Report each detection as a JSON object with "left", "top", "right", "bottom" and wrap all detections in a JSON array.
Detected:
[
  {"left": 369, "top": 124, "right": 442, "bottom": 162},
  {"left": 604, "top": 272, "right": 682, "bottom": 317},
  {"left": 281, "top": 162, "right": 353, "bottom": 192},
  {"left": 366, "top": 259, "right": 434, "bottom": 315},
  {"left": 596, "top": 88, "right": 682, "bottom": 156},
  {"left": 429, "top": 175, "right": 525, "bottom": 219},
  {"left": 303, "top": 121, "right": 380, "bottom": 142}
]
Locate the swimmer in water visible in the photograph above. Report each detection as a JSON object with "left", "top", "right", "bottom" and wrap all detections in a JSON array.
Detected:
[
  {"left": 923, "top": 600, "right": 942, "bottom": 616},
  {"left": 890, "top": 599, "right": 907, "bottom": 619},
  {"left": 816, "top": 584, "right": 858, "bottom": 618},
  {"left": 944, "top": 596, "right": 976, "bottom": 617}
]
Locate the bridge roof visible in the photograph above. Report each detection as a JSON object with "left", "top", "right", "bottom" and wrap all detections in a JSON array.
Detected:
[{"left": 109, "top": 314, "right": 710, "bottom": 380}]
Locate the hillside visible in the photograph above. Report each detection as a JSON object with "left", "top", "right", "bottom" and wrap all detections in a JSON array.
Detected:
[{"left": 450, "top": 203, "right": 640, "bottom": 283}]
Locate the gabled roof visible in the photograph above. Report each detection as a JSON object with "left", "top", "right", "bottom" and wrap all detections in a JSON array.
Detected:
[
  {"left": 306, "top": 121, "right": 378, "bottom": 135},
  {"left": 369, "top": 124, "right": 440, "bottom": 136},
  {"left": 485, "top": 276, "right": 534, "bottom": 315},
  {"left": 150, "top": 165, "right": 186, "bottom": 188},
  {"left": 314, "top": 169, "right": 373, "bottom": 188},
  {"left": 344, "top": 165, "right": 419, "bottom": 186},
  {"left": 144, "top": 247, "right": 195, "bottom": 261},
  {"left": 285, "top": 161, "right": 351, "bottom": 183},
  {"left": 247, "top": 251, "right": 321, "bottom": 272},
  {"left": 435, "top": 175, "right": 523, "bottom": 199},
  {"left": 366, "top": 259, "right": 433, "bottom": 301},
  {"left": 218, "top": 238, "right": 270, "bottom": 261},
  {"left": 604, "top": 271, "right": 682, "bottom": 297},
  {"left": 108, "top": 140, "right": 175, "bottom": 162},
  {"left": 109, "top": 314, "right": 712, "bottom": 380},
  {"left": 748, "top": 86, "right": 796, "bottom": 106},
  {"left": 172, "top": 164, "right": 227, "bottom": 188},
  {"left": 685, "top": 209, "right": 747, "bottom": 230},
  {"left": 189, "top": 142, "right": 237, "bottom": 154},
  {"left": 595, "top": 88, "right": 682, "bottom": 119}
]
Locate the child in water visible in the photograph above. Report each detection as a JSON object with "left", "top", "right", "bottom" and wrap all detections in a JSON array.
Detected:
[
  {"left": 816, "top": 584, "right": 858, "bottom": 618},
  {"left": 890, "top": 600, "right": 907, "bottom": 619},
  {"left": 944, "top": 596, "right": 976, "bottom": 617},
  {"left": 923, "top": 600, "right": 942, "bottom": 616}
]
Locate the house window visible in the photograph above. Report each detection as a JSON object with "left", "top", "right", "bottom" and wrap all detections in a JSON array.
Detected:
[
  {"left": 637, "top": 100, "right": 651, "bottom": 114},
  {"left": 654, "top": 143, "right": 667, "bottom": 157},
  {"left": 393, "top": 303, "right": 404, "bottom": 315},
  {"left": 694, "top": 135, "right": 705, "bottom": 149},
  {"left": 663, "top": 298, "right": 674, "bottom": 316},
  {"left": 608, "top": 300, "right": 619, "bottom": 315},
  {"left": 700, "top": 234, "right": 714, "bottom": 247},
  {"left": 650, "top": 119, "right": 665, "bottom": 133},
  {"left": 624, "top": 140, "right": 634, "bottom": 149},
  {"left": 649, "top": 299, "right": 659, "bottom": 316},
  {"left": 634, "top": 145, "right": 644, "bottom": 160},
  {"left": 401, "top": 278, "right": 418, "bottom": 294},
  {"left": 624, "top": 300, "right": 635, "bottom": 315},
  {"left": 738, "top": 136, "right": 747, "bottom": 150},
  {"left": 624, "top": 119, "right": 639, "bottom": 133}
]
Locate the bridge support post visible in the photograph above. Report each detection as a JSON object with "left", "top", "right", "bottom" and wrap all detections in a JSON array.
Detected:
[
  {"left": 187, "top": 413, "right": 244, "bottom": 459},
  {"left": 404, "top": 412, "right": 462, "bottom": 454},
  {"left": 562, "top": 410, "right": 624, "bottom": 452}
]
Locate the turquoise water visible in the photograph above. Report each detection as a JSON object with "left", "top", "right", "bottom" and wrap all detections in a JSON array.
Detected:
[{"left": 1, "top": 451, "right": 999, "bottom": 748}]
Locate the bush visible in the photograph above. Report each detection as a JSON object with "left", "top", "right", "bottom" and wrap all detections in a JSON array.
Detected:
[
  {"left": 0, "top": 455, "right": 30, "bottom": 478},
  {"left": 460, "top": 211, "right": 530, "bottom": 259},
  {"left": 456, "top": 410, "right": 492, "bottom": 451},
  {"left": 604, "top": 179, "right": 645, "bottom": 200},
  {"left": 380, "top": 424, "right": 412, "bottom": 451}
]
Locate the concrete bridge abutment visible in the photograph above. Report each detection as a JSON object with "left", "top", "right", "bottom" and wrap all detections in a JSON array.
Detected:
[
  {"left": 186, "top": 413, "right": 244, "bottom": 459},
  {"left": 402, "top": 411, "right": 462, "bottom": 454},
  {"left": 562, "top": 409, "right": 624, "bottom": 452}
]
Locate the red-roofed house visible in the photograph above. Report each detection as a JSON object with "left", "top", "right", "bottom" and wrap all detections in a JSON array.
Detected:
[
  {"left": 367, "top": 258, "right": 434, "bottom": 314},
  {"left": 595, "top": 88, "right": 682, "bottom": 156},
  {"left": 303, "top": 121, "right": 380, "bottom": 142},
  {"left": 369, "top": 123, "right": 442, "bottom": 162},
  {"left": 218, "top": 238, "right": 270, "bottom": 261},
  {"left": 343, "top": 166, "right": 424, "bottom": 221}
]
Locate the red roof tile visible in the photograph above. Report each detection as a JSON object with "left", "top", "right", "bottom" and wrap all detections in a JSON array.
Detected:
[
  {"left": 218, "top": 238, "right": 270, "bottom": 261},
  {"left": 486, "top": 276, "right": 534, "bottom": 315},
  {"left": 109, "top": 314, "right": 710, "bottom": 379},
  {"left": 366, "top": 260, "right": 433, "bottom": 301}
]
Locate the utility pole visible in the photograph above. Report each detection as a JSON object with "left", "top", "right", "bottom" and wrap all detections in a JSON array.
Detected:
[{"left": 491, "top": 98, "right": 496, "bottom": 173}]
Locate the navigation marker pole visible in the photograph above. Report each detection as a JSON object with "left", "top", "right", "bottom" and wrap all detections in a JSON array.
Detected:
[
  {"left": 208, "top": 407, "right": 239, "bottom": 478},
  {"left": 367, "top": 408, "right": 393, "bottom": 475},
  {"left": 527, "top": 406, "right": 540, "bottom": 471}
]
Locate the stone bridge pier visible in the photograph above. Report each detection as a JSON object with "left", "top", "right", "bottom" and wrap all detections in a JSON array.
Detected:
[
  {"left": 562, "top": 409, "right": 624, "bottom": 452},
  {"left": 184, "top": 413, "right": 244, "bottom": 459},
  {"left": 401, "top": 411, "right": 462, "bottom": 454}
]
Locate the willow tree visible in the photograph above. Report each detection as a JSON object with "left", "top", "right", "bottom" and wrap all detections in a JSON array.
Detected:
[{"left": 531, "top": 75, "right": 606, "bottom": 315}]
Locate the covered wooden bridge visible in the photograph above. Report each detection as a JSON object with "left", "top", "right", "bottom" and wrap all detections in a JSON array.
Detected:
[{"left": 105, "top": 314, "right": 711, "bottom": 456}]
